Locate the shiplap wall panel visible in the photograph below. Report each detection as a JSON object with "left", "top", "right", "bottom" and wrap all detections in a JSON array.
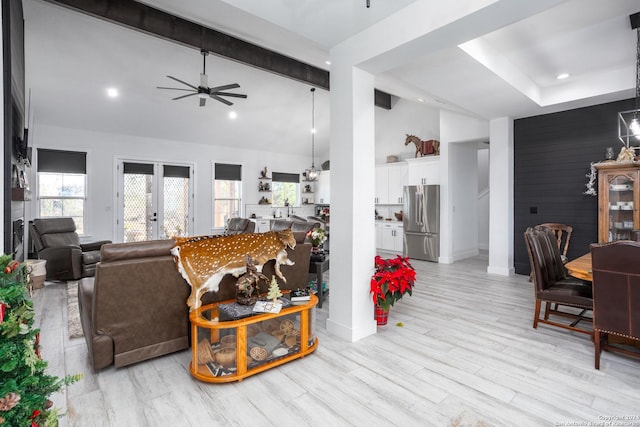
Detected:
[{"left": 514, "top": 98, "right": 636, "bottom": 275}]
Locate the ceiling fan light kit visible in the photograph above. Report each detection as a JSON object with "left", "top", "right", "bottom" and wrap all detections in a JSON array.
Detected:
[{"left": 157, "top": 49, "right": 247, "bottom": 107}]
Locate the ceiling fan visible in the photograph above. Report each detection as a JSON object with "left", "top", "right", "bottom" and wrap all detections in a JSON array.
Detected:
[{"left": 157, "top": 49, "right": 247, "bottom": 107}]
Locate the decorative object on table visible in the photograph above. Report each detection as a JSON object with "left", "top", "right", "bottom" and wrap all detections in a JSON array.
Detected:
[
  {"left": 394, "top": 211, "right": 404, "bottom": 221},
  {"left": 249, "top": 346, "right": 268, "bottom": 361},
  {"left": 319, "top": 207, "right": 330, "bottom": 222},
  {"left": 197, "top": 339, "right": 216, "bottom": 364},
  {"left": 235, "top": 256, "right": 268, "bottom": 305},
  {"left": 259, "top": 196, "right": 271, "bottom": 204},
  {"left": 172, "top": 230, "right": 296, "bottom": 311},
  {"left": 305, "top": 88, "right": 319, "bottom": 181},
  {"left": 271, "top": 330, "right": 285, "bottom": 342},
  {"left": 583, "top": 162, "right": 598, "bottom": 196},
  {"left": 617, "top": 146, "right": 636, "bottom": 162},
  {"left": 306, "top": 227, "right": 327, "bottom": 248},
  {"left": 214, "top": 347, "right": 236, "bottom": 368},
  {"left": 605, "top": 147, "right": 615, "bottom": 160},
  {"left": 0, "top": 254, "right": 82, "bottom": 426},
  {"left": 370, "top": 255, "right": 417, "bottom": 325},
  {"left": 266, "top": 276, "right": 283, "bottom": 302},
  {"left": 404, "top": 134, "right": 440, "bottom": 157},
  {"left": 386, "top": 155, "right": 399, "bottom": 163},
  {"left": 617, "top": 13, "right": 640, "bottom": 151},
  {"left": 220, "top": 334, "right": 236, "bottom": 349}
]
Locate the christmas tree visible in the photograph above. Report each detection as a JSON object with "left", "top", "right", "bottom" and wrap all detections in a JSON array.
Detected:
[
  {"left": 266, "top": 276, "right": 282, "bottom": 302},
  {"left": 0, "top": 254, "right": 81, "bottom": 426}
]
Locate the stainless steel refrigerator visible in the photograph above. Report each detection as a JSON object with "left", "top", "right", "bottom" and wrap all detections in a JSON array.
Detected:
[{"left": 403, "top": 185, "right": 440, "bottom": 262}]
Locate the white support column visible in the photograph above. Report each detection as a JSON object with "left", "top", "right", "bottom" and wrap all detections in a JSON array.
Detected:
[
  {"left": 487, "top": 117, "right": 514, "bottom": 276},
  {"left": 325, "top": 59, "right": 377, "bottom": 342}
]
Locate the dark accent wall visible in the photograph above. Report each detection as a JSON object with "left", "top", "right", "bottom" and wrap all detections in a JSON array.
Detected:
[
  {"left": 3, "top": 0, "right": 25, "bottom": 260},
  {"left": 514, "top": 97, "right": 637, "bottom": 275}
]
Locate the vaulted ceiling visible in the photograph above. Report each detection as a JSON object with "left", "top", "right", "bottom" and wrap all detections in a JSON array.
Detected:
[{"left": 23, "top": 0, "right": 640, "bottom": 157}]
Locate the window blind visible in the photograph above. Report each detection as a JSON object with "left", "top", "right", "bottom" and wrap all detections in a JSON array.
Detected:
[
  {"left": 37, "top": 149, "right": 86, "bottom": 174},
  {"left": 123, "top": 162, "right": 154, "bottom": 175},
  {"left": 215, "top": 163, "right": 241, "bottom": 181},
  {"left": 272, "top": 172, "right": 299, "bottom": 183},
  {"left": 164, "top": 165, "right": 190, "bottom": 178}
]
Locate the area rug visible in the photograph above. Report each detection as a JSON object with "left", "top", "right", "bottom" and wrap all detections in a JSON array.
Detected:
[{"left": 67, "top": 281, "right": 83, "bottom": 339}]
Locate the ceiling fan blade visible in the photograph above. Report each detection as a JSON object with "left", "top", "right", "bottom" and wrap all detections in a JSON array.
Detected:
[
  {"left": 210, "top": 94, "right": 233, "bottom": 106},
  {"left": 200, "top": 73, "right": 208, "bottom": 88},
  {"left": 199, "top": 97, "right": 206, "bottom": 107},
  {"left": 166, "top": 75, "right": 198, "bottom": 90},
  {"left": 213, "top": 92, "right": 247, "bottom": 99},
  {"left": 208, "top": 83, "right": 240, "bottom": 92},
  {"left": 157, "top": 87, "right": 196, "bottom": 92},
  {"left": 172, "top": 93, "right": 198, "bottom": 101}
]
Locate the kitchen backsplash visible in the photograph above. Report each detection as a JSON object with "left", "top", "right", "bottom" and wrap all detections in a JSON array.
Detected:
[
  {"left": 245, "top": 204, "right": 316, "bottom": 219},
  {"left": 375, "top": 205, "right": 403, "bottom": 221}
]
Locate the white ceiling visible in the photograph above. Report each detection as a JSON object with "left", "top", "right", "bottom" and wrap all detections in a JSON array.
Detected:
[{"left": 22, "top": 0, "right": 640, "bottom": 157}]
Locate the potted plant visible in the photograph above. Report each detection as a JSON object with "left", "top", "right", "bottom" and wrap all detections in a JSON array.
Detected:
[
  {"left": 306, "top": 227, "right": 327, "bottom": 250},
  {"left": 370, "top": 255, "right": 416, "bottom": 325}
]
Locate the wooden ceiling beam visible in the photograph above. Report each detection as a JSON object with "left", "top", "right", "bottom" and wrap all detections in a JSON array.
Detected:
[{"left": 41, "top": 0, "right": 392, "bottom": 109}]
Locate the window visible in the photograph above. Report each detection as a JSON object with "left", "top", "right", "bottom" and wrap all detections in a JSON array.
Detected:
[
  {"left": 272, "top": 172, "right": 299, "bottom": 207},
  {"left": 37, "top": 149, "right": 87, "bottom": 233},
  {"left": 214, "top": 163, "right": 242, "bottom": 228}
]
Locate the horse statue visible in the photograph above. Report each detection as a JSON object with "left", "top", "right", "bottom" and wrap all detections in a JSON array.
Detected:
[{"left": 405, "top": 134, "right": 440, "bottom": 157}]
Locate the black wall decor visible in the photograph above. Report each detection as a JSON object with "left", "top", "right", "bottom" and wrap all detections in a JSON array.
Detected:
[{"left": 514, "top": 97, "right": 637, "bottom": 275}]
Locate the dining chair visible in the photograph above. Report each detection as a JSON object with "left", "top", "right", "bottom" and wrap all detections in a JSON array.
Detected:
[
  {"left": 540, "top": 223, "right": 572, "bottom": 264},
  {"left": 590, "top": 240, "right": 640, "bottom": 369},
  {"left": 524, "top": 227, "right": 593, "bottom": 336}
]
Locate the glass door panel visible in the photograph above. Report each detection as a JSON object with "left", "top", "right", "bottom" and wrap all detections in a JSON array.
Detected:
[
  {"left": 118, "top": 160, "right": 192, "bottom": 242},
  {"left": 608, "top": 174, "right": 635, "bottom": 241}
]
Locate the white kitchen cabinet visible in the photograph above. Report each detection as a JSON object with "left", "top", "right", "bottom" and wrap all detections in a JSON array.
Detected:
[
  {"left": 406, "top": 156, "right": 440, "bottom": 186},
  {"left": 376, "top": 222, "right": 403, "bottom": 253},
  {"left": 375, "top": 164, "right": 407, "bottom": 204},
  {"left": 316, "top": 170, "right": 330, "bottom": 204},
  {"left": 252, "top": 219, "right": 271, "bottom": 233}
]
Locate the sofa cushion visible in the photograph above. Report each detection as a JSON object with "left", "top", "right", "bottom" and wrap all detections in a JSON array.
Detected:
[
  {"left": 270, "top": 220, "right": 320, "bottom": 243},
  {"left": 82, "top": 250, "right": 101, "bottom": 265},
  {"left": 101, "top": 239, "right": 175, "bottom": 262}
]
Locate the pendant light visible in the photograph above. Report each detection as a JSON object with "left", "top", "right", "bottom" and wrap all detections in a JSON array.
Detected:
[
  {"left": 618, "top": 12, "right": 640, "bottom": 148},
  {"left": 305, "top": 88, "right": 318, "bottom": 181}
]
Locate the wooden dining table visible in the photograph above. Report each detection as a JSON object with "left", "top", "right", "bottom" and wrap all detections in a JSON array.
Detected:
[{"left": 565, "top": 252, "right": 592, "bottom": 281}]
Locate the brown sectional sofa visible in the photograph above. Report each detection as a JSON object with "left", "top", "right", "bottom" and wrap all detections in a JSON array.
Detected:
[{"left": 78, "top": 236, "right": 312, "bottom": 371}]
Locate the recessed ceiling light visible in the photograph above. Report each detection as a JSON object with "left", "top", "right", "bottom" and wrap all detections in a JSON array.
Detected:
[
  {"left": 417, "top": 98, "right": 425, "bottom": 103},
  {"left": 556, "top": 73, "right": 570, "bottom": 80},
  {"left": 325, "top": 61, "right": 331, "bottom": 65},
  {"left": 106, "top": 87, "right": 119, "bottom": 98},
  {"left": 228, "top": 111, "right": 237, "bottom": 119}
]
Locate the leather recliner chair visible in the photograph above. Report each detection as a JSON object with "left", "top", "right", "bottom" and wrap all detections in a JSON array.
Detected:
[
  {"left": 225, "top": 218, "right": 256, "bottom": 235},
  {"left": 29, "top": 218, "right": 111, "bottom": 281}
]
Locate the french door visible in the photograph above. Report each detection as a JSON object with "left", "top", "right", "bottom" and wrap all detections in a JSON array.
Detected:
[{"left": 116, "top": 160, "right": 193, "bottom": 242}]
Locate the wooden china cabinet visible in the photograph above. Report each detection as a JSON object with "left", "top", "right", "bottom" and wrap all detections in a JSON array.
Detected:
[{"left": 595, "top": 161, "right": 640, "bottom": 242}]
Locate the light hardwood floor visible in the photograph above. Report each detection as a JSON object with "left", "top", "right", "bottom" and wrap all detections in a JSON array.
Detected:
[{"left": 32, "top": 252, "right": 640, "bottom": 427}]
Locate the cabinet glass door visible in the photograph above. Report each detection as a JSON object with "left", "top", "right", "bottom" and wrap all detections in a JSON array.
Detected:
[{"left": 607, "top": 174, "right": 635, "bottom": 241}]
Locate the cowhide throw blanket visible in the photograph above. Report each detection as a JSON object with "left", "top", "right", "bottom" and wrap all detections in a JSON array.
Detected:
[{"left": 171, "top": 230, "right": 296, "bottom": 311}]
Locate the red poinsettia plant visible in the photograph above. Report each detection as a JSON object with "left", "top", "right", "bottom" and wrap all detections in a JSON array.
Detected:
[{"left": 370, "top": 255, "right": 416, "bottom": 311}]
